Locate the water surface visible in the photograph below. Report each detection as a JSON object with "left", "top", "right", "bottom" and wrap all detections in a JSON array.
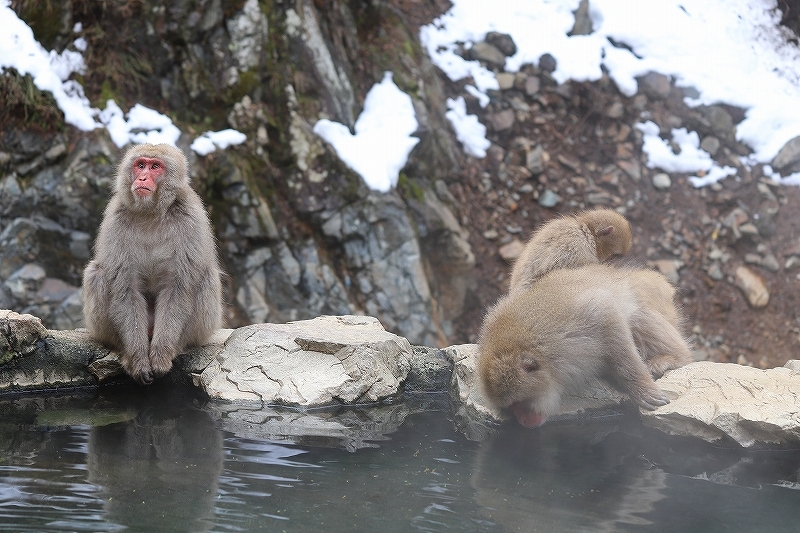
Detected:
[{"left": 1, "top": 386, "right": 798, "bottom": 532}]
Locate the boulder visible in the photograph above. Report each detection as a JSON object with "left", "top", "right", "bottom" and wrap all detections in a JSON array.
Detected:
[
  {"left": 0, "top": 311, "right": 107, "bottom": 393},
  {"left": 195, "top": 315, "right": 414, "bottom": 406},
  {"left": 641, "top": 361, "right": 800, "bottom": 447}
]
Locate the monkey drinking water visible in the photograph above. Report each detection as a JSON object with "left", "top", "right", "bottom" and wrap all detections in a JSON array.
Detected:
[
  {"left": 509, "top": 209, "right": 632, "bottom": 295},
  {"left": 82, "top": 144, "right": 223, "bottom": 385},
  {"left": 479, "top": 264, "right": 692, "bottom": 427}
]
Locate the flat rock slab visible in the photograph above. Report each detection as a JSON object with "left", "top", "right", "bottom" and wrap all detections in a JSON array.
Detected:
[
  {"left": 642, "top": 361, "right": 800, "bottom": 448},
  {"left": 196, "top": 315, "right": 413, "bottom": 406}
]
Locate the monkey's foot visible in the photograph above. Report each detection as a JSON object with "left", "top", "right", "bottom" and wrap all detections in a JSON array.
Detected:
[
  {"left": 121, "top": 356, "right": 154, "bottom": 386},
  {"left": 632, "top": 386, "right": 670, "bottom": 411},
  {"left": 149, "top": 346, "right": 176, "bottom": 379}
]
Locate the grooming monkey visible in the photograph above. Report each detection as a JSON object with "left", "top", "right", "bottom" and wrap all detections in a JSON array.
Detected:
[
  {"left": 509, "top": 209, "right": 632, "bottom": 295},
  {"left": 83, "top": 144, "right": 223, "bottom": 385},
  {"left": 479, "top": 264, "right": 693, "bottom": 427}
]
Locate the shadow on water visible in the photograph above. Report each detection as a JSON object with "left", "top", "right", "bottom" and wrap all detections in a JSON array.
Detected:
[{"left": 0, "top": 386, "right": 799, "bottom": 532}]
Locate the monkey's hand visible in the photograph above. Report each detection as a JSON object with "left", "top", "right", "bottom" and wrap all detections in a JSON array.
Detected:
[
  {"left": 149, "top": 344, "right": 177, "bottom": 379},
  {"left": 633, "top": 386, "right": 670, "bottom": 411}
]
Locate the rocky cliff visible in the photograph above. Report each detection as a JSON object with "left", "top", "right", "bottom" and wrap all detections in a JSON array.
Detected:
[{"left": 1, "top": 0, "right": 473, "bottom": 346}]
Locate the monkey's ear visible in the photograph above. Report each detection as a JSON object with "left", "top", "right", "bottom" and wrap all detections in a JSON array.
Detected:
[
  {"left": 520, "top": 357, "right": 539, "bottom": 373},
  {"left": 596, "top": 225, "right": 615, "bottom": 237}
]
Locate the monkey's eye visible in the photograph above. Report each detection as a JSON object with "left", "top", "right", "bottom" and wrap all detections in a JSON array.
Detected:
[
  {"left": 151, "top": 163, "right": 160, "bottom": 169},
  {"left": 137, "top": 162, "right": 145, "bottom": 169},
  {"left": 520, "top": 358, "right": 539, "bottom": 373}
]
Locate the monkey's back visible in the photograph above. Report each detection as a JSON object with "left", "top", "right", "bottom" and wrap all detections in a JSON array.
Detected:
[{"left": 508, "top": 216, "right": 597, "bottom": 295}]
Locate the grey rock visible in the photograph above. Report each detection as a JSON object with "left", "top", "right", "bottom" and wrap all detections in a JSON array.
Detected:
[
  {"left": 4, "top": 264, "right": 46, "bottom": 301},
  {"left": 526, "top": 144, "right": 548, "bottom": 175},
  {"left": 640, "top": 71, "right": 671, "bottom": 98},
  {"left": 642, "top": 361, "right": 800, "bottom": 448},
  {"left": 0, "top": 314, "right": 105, "bottom": 393},
  {"left": 761, "top": 253, "right": 780, "bottom": 273},
  {"left": 443, "top": 344, "right": 503, "bottom": 440},
  {"left": 487, "top": 109, "right": 515, "bottom": 131},
  {"left": 469, "top": 41, "right": 506, "bottom": 68},
  {"left": 226, "top": 0, "right": 269, "bottom": 72},
  {"left": 0, "top": 309, "right": 47, "bottom": 365},
  {"left": 707, "top": 262, "right": 724, "bottom": 281},
  {"left": 703, "top": 106, "right": 734, "bottom": 136},
  {"left": 539, "top": 189, "right": 561, "bottom": 207},
  {"left": 484, "top": 32, "right": 517, "bottom": 57},
  {"left": 197, "top": 316, "right": 413, "bottom": 406},
  {"left": 617, "top": 159, "right": 641, "bottom": 180},
  {"left": 36, "top": 277, "right": 78, "bottom": 304},
  {"left": 0, "top": 217, "right": 84, "bottom": 285},
  {"left": 652, "top": 172, "right": 672, "bottom": 190},
  {"left": 569, "top": 0, "right": 593, "bottom": 36},
  {"left": 605, "top": 101, "right": 625, "bottom": 119},
  {"left": 404, "top": 346, "right": 453, "bottom": 394},
  {"left": 700, "top": 136, "right": 721, "bottom": 156},
  {"left": 771, "top": 135, "right": 800, "bottom": 174},
  {"left": 524, "top": 75, "right": 541, "bottom": 95},
  {"left": 287, "top": 0, "right": 356, "bottom": 127},
  {"left": 50, "top": 290, "right": 84, "bottom": 330},
  {"left": 44, "top": 143, "right": 67, "bottom": 162},
  {"left": 538, "top": 53, "right": 557, "bottom": 73}
]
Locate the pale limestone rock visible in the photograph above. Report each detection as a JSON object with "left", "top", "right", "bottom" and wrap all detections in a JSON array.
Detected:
[
  {"left": 734, "top": 265, "right": 769, "bottom": 307},
  {"left": 197, "top": 315, "right": 413, "bottom": 406},
  {"left": 499, "top": 238, "right": 524, "bottom": 263},
  {"left": 642, "top": 361, "right": 800, "bottom": 447},
  {"left": 0, "top": 309, "right": 47, "bottom": 364}
]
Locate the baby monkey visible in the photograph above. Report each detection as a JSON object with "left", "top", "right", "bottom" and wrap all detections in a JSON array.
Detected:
[
  {"left": 479, "top": 264, "right": 693, "bottom": 427},
  {"left": 509, "top": 208, "right": 632, "bottom": 295}
]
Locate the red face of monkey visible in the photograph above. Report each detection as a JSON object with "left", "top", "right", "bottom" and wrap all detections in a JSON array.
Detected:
[{"left": 131, "top": 157, "right": 166, "bottom": 198}]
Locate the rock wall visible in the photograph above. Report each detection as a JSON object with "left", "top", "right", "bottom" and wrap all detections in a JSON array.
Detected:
[{"left": 0, "top": 0, "right": 473, "bottom": 346}]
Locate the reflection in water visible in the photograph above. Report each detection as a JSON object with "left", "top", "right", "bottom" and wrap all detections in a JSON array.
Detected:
[
  {"left": 87, "top": 388, "right": 223, "bottom": 533},
  {"left": 471, "top": 419, "right": 800, "bottom": 533},
  {"left": 472, "top": 419, "right": 668, "bottom": 532},
  {"left": 2, "top": 390, "right": 800, "bottom": 532}
]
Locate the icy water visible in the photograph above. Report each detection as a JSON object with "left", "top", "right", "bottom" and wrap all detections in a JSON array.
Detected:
[{"left": 1, "top": 385, "right": 799, "bottom": 533}]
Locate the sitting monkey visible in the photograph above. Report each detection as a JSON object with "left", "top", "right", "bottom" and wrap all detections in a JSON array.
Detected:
[{"left": 83, "top": 144, "right": 223, "bottom": 385}]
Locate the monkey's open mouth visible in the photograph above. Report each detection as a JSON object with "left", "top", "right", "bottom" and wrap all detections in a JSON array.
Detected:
[{"left": 510, "top": 402, "right": 546, "bottom": 428}]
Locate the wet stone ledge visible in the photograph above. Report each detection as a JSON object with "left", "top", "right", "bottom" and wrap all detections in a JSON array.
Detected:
[{"left": 2, "top": 309, "right": 800, "bottom": 448}]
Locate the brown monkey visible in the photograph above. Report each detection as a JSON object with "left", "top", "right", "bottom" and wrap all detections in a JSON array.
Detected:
[
  {"left": 479, "top": 264, "right": 692, "bottom": 427},
  {"left": 82, "top": 144, "right": 223, "bottom": 385},
  {"left": 508, "top": 209, "right": 632, "bottom": 295}
]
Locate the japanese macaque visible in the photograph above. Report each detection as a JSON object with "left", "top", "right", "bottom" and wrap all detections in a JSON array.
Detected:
[
  {"left": 508, "top": 209, "right": 632, "bottom": 295},
  {"left": 478, "top": 264, "right": 693, "bottom": 427},
  {"left": 82, "top": 144, "right": 223, "bottom": 385}
]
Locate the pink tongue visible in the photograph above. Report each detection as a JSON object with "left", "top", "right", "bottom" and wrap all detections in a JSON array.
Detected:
[{"left": 511, "top": 402, "right": 546, "bottom": 428}]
